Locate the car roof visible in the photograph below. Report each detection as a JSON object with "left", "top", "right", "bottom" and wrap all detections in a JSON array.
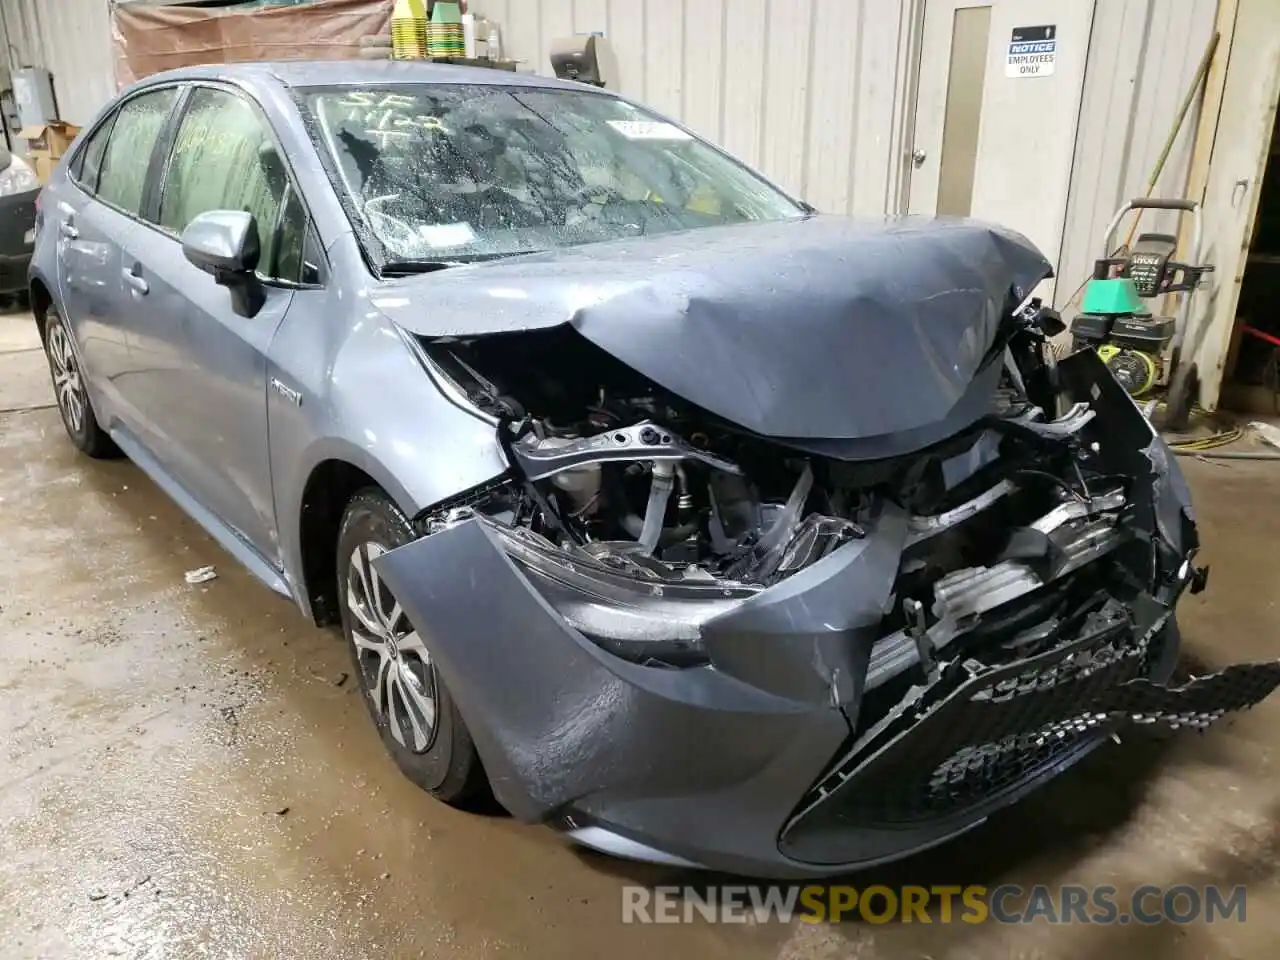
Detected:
[{"left": 132, "top": 60, "right": 604, "bottom": 95}]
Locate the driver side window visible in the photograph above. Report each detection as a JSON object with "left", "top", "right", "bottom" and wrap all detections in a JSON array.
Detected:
[{"left": 157, "top": 87, "right": 300, "bottom": 279}]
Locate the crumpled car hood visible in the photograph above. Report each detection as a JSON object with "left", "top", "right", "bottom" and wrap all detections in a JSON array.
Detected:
[{"left": 376, "top": 215, "right": 1051, "bottom": 440}]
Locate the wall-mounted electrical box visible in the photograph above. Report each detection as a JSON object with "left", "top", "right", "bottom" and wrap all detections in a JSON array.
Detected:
[{"left": 13, "top": 68, "right": 58, "bottom": 128}]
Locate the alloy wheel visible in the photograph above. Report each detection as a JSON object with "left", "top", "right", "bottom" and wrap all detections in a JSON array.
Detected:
[
  {"left": 347, "top": 542, "right": 438, "bottom": 753},
  {"left": 47, "top": 321, "right": 85, "bottom": 436}
]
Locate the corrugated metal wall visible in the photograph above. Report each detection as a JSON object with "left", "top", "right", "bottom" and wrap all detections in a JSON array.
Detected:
[
  {"left": 0, "top": 0, "right": 1221, "bottom": 293},
  {"left": 1057, "top": 0, "right": 1219, "bottom": 309},
  {"left": 1, "top": 0, "right": 115, "bottom": 126},
  {"left": 472, "top": 0, "right": 922, "bottom": 216},
  {"left": 477, "top": 0, "right": 1219, "bottom": 284}
]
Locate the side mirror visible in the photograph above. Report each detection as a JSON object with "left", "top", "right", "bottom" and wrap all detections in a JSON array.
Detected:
[{"left": 181, "top": 210, "right": 265, "bottom": 316}]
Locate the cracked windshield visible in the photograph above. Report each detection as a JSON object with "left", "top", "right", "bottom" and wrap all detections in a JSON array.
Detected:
[{"left": 303, "top": 85, "right": 804, "bottom": 264}]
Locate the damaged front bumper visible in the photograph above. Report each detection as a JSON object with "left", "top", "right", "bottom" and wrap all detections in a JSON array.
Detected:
[{"left": 373, "top": 350, "right": 1280, "bottom": 878}]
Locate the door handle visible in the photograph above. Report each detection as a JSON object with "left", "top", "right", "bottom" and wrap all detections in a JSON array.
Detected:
[
  {"left": 122, "top": 269, "right": 150, "bottom": 295},
  {"left": 59, "top": 222, "right": 79, "bottom": 240}
]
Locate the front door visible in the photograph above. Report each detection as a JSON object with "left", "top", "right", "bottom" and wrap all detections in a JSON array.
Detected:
[
  {"left": 908, "top": 0, "right": 1095, "bottom": 301},
  {"left": 120, "top": 85, "right": 304, "bottom": 565}
]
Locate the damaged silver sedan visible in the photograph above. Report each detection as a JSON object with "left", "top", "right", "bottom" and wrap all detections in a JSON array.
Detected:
[{"left": 29, "top": 62, "right": 1280, "bottom": 878}]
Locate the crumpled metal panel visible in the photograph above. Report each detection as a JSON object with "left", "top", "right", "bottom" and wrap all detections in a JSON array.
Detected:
[
  {"left": 701, "top": 499, "right": 907, "bottom": 705},
  {"left": 381, "top": 215, "right": 1051, "bottom": 442}
]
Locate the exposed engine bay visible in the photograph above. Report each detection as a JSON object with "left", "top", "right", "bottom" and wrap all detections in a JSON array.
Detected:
[
  {"left": 412, "top": 301, "right": 1196, "bottom": 691},
  {"left": 366, "top": 214, "right": 1280, "bottom": 877}
]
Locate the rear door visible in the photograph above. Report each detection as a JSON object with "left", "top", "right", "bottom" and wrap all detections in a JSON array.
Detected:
[
  {"left": 121, "top": 83, "right": 307, "bottom": 565},
  {"left": 55, "top": 87, "right": 180, "bottom": 421}
]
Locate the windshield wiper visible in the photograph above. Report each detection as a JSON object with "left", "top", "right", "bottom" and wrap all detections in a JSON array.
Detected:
[{"left": 380, "top": 260, "right": 465, "bottom": 277}]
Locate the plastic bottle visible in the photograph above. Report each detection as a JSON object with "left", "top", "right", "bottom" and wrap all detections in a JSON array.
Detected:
[{"left": 462, "top": 13, "right": 477, "bottom": 59}]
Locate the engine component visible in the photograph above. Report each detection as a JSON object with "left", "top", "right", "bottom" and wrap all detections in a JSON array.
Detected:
[
  {"left": 723, "top": 463, "right": 815, "bottom": 583},
  {"left": 1032, "top": 488, "right": 1125, "bottom": 534},
  {"left": 534, "top": 436, "right": 603, "bottom": 513},
  {"left": 773, "top": 514, "right": 865, "bottom": 576},
  {"left": 867, "top": 495, "right": 1129, "bottom": 690},
  {"left": 1016, "top": 400, "right": 1096, "bottom": 438},
  {"left": 903, "top": 597, "right": 938, "bottom": 683},
  {"left": 907, "top": 479, "right": 1015, "bottom": 546},
  {"left": 421, "top": 324, "right": 1161, "bottom": 690},
  {"left": 637, "top": 461, "right": 676, "bottom": 555},
  {"left": 932, "top": 516, "right": 1123, "bottom": 623},
  {"left": 511, "top": 421, "right": 741, "bottom": 480}
]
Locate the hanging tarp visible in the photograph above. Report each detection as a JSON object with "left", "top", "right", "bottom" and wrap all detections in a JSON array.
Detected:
[{"left": 111, "top": 0, "right": 391, "bottom": 88}]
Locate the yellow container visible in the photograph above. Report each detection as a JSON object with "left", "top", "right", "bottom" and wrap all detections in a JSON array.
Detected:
[{"left": 391, "top": 0, "right": 428, "bottom": 60}]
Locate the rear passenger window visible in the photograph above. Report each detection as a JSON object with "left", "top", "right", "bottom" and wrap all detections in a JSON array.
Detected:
[
  {"left": 71, "top": 113, "right": 116, "bottom": 193},
  {"left": 96, "top": 88, "right": 178, "bottom": 215},
  {"left": 159, "top": 87, "right": 290, "bottom": 277}
]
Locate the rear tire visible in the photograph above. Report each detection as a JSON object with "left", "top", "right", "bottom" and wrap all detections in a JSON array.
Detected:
[
  {"left": 42, "top": 308, "right": 119, "bottom": 459},
  {"left": 1162, "top": 362, "right": 1197, "bottom": 433},
  {"left": 337, "top": 488, "right": 486, "bottom": 805}
]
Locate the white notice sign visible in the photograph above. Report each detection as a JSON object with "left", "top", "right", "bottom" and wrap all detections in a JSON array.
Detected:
[
  {"left": 607, "top": 120, "right": 693, "bottom": 141},
  {"left": 1006, "top": 24, "right": 1057, "bottom": 78}
]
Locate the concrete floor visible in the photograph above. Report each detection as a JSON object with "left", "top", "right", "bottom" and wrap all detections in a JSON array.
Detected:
[{"left": 2, "top": 309, "right": 1279, "bottom": 959}]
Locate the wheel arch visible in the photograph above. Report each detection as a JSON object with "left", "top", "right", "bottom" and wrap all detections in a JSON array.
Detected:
[
  {"left": 28, "top": 274, "right": 54, "bottom": 343},
  {"left": 294, "top": 449, "right": 419, "bottom": 626}
]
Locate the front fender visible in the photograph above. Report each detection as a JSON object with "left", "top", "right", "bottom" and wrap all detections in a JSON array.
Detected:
[{"left": 267, "top": 272, "right": 509, "bottom": 618}]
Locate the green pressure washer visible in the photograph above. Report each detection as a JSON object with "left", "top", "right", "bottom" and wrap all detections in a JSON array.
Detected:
[{"left": 1070, "top": 198, "right": 1213, "bottom": 426}]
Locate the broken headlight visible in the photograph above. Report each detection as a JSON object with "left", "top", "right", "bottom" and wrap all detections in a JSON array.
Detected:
[{"left": 486, "top": 520, "right": 754, "bottom": 667}]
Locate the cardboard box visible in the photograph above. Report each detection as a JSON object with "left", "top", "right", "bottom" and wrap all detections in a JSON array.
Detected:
[
  {"left": 30, "top": 155, "right": 57, "bottom": 185},
  {"left": 18, "top": 122, "right": 81, "bottom": 159},
  {"left": 17, "top": 122, "right": 81, "bottom": 185},
  {"left": 112, "top": 0, "right": 391, "bottom": 87}
]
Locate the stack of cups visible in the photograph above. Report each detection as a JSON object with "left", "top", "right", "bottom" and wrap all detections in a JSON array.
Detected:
[
  {"left": 427, "top": 0, "right": 468, "bottom": 59},
  {"left": 391, "top": 0, "right": 428, "bottom": 60}
]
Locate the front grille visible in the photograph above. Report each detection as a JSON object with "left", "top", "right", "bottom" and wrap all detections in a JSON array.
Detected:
[
  {"left": 925, "top": 710, "right": 1115, "bottom": 814},
  {"left": 787, "top": 604, "right": 1280, "bottom": 839},
  {"left": 792, "top": 603, "right": 1149, "bottom": 827}
]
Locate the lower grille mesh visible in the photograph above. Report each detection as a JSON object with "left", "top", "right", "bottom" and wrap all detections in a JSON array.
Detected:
[
  {"left": 797, "top": 607, "right": 1149, "bottom": 826},
  {"left": 792, "top": 610, "right": 1280, "bottom": 830}
]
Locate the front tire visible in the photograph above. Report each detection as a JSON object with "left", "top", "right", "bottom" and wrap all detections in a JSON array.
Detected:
[
  {"left": 336, "top": 488, "right": 486, "bottom": 804},
  {"left": 42, "top": 308, "right": 118, "bottom": 458}
]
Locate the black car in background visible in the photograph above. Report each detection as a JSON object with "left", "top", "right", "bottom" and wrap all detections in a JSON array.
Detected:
[{"left": 0, "top": 142, "right": 39, "bottom": 305}]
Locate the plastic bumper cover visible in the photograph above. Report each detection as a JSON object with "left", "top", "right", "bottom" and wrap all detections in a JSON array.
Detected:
[{"left": 371, "top": 351, "right": 1280, "bottom": 877}]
